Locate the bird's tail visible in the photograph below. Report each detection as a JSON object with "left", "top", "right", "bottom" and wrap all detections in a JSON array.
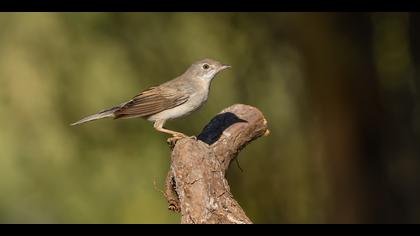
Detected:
[{"left": 70, "top": 106, "right": 121, "bottom": 126}]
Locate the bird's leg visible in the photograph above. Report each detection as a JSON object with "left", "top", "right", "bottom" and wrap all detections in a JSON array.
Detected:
[{"left": 153, "top": 120, "right": 189, "bottom": 144}]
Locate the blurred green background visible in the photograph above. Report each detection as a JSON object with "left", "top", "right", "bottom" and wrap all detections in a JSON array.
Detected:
[{"left": 0, "top": 12, "right": 419, "bottom": 224}]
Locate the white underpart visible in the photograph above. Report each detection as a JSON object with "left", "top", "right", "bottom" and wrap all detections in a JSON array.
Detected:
[{"left": 147, "top": 74, "right": 214, "bottom": 122}]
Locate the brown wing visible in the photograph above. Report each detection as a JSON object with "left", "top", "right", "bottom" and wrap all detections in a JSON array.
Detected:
[{"left": 114, "top": 86, "right": 189, "bottom": 119}]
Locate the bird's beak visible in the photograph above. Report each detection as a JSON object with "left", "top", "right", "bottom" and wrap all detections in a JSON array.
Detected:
[{"left": 219, "top": 64, "right": 231, "bottom": 71}]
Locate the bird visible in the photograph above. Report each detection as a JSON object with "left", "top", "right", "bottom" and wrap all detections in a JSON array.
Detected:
[{"left": 71, "top": 58, "right": 231, "bottom": 142}]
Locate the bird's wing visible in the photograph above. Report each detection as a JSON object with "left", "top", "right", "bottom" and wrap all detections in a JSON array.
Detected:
[{"left": 114, "top": 86, "right": 189, "bottom": 119}]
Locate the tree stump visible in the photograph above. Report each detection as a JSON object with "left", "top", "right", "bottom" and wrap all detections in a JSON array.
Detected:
[{"left": 164, "top": 104, "right": 269, "bottom": 224}]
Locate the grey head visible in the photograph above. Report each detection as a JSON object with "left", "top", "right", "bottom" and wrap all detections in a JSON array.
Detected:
[{"left": 183, "top": 58, "right": 231, "bottom": 82}]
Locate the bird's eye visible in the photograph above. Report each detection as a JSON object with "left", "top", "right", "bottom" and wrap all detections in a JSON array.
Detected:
[{"left": 202, "top": 64, "right": 210, "bottom": 70}]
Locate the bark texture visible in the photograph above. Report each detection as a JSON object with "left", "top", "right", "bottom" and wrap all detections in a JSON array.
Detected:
[{"left": 164, "top": 104, "right": 269, "bottom": 224}]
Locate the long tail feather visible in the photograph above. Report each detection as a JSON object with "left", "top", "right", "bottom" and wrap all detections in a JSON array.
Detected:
[{"left": 70, "top": 106, "right": 121, "bottom": 126}]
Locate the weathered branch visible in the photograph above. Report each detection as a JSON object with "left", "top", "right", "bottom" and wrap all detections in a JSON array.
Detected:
[{"left": 164, "top": 104, "right": 269, "bottom": 224}]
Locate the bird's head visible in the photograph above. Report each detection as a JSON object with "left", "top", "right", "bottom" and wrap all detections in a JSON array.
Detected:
[{"left": 186, "top": 58, "right": 231, "bottom": 81}]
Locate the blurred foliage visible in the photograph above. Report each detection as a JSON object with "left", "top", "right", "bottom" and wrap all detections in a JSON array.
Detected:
[{"left": 0, "top": 13, "right": 419, "bottom": 223}]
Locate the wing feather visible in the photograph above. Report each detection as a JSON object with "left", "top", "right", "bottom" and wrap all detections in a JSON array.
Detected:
[{"left": 114, "top": 87, "right": 189, "bottom": 119}]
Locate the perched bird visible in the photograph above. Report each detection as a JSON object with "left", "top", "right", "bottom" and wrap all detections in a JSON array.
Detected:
[{"left": 71, "top": 58, "right": 231, "bottom": 141}]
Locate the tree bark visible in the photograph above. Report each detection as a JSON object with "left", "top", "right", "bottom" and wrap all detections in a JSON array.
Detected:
[{"left": 164, "top": 104, "right": 269, "bottom": 224}]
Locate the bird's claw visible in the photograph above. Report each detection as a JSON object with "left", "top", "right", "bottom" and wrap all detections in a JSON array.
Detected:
[
  {"left": 167, "top": 136, "right": 183, "bottom": 143},
  {"left": 167, "top": 135, "right": 185, "bottom": 148},
  {"left": 167, "top": 135, "right": 197, "bottom": 149}
]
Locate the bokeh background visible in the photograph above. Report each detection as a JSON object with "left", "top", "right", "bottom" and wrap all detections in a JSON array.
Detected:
[{"left": 0, "top": 12, "right": 419, "bottom": 224}]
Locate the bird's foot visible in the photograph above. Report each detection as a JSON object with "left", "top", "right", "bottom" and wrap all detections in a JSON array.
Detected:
[
  {"left": 167, "top": 135, "right": 184, "bottom": 144},
  {"left": 167, "top": 135, "right": 186, "bottom": 148},
  {"left": 167, "top": 134, "right": 196, "bottom": 149}
]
